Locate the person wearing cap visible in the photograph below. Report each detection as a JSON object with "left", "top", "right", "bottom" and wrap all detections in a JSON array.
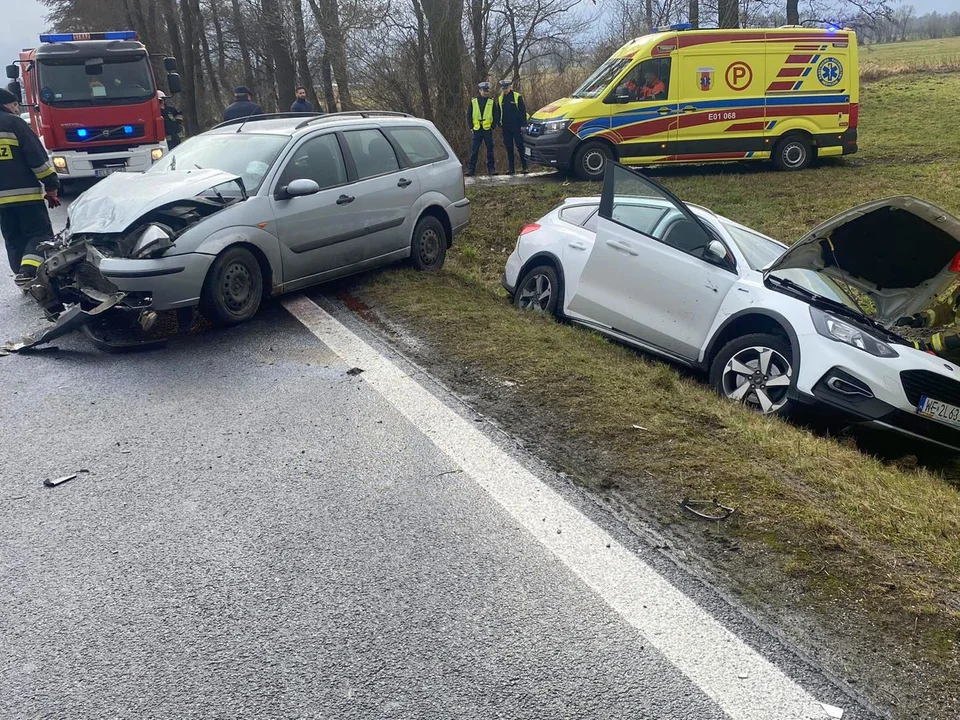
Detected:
[
  {"left": 0, "top": 87, "right": 59, "bottom": 286},
  {"left": 466, "top": 81, "right": 500, "bottom": 177},
  {"left": 158, "top": 91, "right": 185, "bottom": 150},
  {"left": 497, "top": 79, "right": 528, "bottom": 175},
  {"left": 223, "top": 86, "right": 265, "bottom": 122}
]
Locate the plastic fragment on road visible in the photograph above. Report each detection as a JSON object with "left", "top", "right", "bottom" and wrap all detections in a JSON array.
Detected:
[
  {"left": 820, "top": 703, "right": 844, "bottom": 718},
  {"left": 44, "top": 474, "right": 77, "bottom": 488},
  {"left": 680, "top": 497, "right": 736, "bottom": 521},
  {"left": 346, "top": 367, "right": 364, "bottom": 376}
]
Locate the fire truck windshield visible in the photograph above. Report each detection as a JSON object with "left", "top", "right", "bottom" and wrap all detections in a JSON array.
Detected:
[{"left": 37, "top": 55, "right": 155, "bottom": 106}]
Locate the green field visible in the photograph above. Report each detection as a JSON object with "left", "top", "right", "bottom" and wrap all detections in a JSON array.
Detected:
[
  {"left": 357, "top": 69, "right": 960, "bottom": 717},
  {"left": 860, "top": 36, "right": 960, "bottom": 80}
]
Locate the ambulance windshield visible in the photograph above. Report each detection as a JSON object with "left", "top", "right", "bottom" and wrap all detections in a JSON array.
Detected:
[{"left": 572, "top": 58, "right": 630, "bottom": 99}]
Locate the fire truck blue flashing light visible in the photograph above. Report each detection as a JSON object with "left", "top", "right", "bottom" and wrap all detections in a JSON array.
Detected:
[
  {"left": 77, "top": 129, "right": 88, "bottom": 138},
  {"left": 655, "top": 22, "right": 693, "bottom": 32},
  {"left": 40, "top": 31, "right": 138, "bottom": 43}
]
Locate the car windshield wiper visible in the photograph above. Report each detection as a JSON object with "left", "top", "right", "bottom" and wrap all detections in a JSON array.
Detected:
[{"left": 767, "top": 274, "right": 871, "bottom": 322}]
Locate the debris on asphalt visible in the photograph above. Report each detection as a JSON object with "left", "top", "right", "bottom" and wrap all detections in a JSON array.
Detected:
[
  {"left": 820, "top": 703, "right": 844, "bottom": 719},
  {"left": 44, "top": 474, "right": 77, "bottom": 488},
  {"left": 632, "top": 424, "right": 648, "bottom": 431},
  {"left": 346, "top": 367, "right": 364, "bottom": 376},
  {"left": 436, "top": 469, "right": 462, "bottom": 478},
  {"left": 680, "top": 497, "right": 736, "bottom": 521}
]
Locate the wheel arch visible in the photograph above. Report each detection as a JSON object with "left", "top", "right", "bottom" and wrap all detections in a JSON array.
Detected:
[
  {"left": 772, "top": 127, "right": 819, "bottom": 158},
  {"left": 516, "top": 251, "right": 567, "bottom": 312},
  {"left": 704, "top": 309, "right": 801, "bottom": 382},
  {"left": 416, "top": 204, "right": 453, "bottom": 247},
  {"left": 207, "top": 241, "right": 274, "bottom": 299}
]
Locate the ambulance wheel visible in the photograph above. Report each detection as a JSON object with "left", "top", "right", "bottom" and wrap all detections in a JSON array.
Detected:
[
  {"left": 573, "top": 142, "right": 612, "bottom": 181},
  {"left": 773, "top": 134, "right": 813, "bottom": 171}
]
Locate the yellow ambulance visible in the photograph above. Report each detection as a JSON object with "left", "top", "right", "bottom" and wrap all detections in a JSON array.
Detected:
[{"left": 523, "top": 24, "right": 859, "bottom": 179}]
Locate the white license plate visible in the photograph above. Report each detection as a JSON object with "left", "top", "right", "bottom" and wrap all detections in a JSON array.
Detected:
[
  {"left": 525, "top": 147, "right": 532, "bottom": 157},
  {"left": 917, "top": 396, "right": 960, "bottom": 429},
  {"left": 95, "top": 168, "right": 121, "bottom": 178}
]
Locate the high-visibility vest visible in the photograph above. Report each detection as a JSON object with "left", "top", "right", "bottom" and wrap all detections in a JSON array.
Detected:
[
  {"left": 471, "top": 98, "right": 494, "bottom": 131},
  {"left": 497, "top": 91, "right": 522, "bottom": 114}
]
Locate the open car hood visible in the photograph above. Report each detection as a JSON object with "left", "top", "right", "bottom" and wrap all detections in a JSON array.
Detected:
[
  {"left": 764, "top": 196, "right": 960, "bottom": 324},
  {"left": 66, "top": 169, "right": 243, "bottom": 236}
]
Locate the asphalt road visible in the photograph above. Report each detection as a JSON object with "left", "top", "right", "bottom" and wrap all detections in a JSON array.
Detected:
[{"left": 0, "top": 195, "right": 877, "bottom": 719}]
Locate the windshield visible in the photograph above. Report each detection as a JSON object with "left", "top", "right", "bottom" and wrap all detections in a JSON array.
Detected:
[
  {"left": 572, "top": 58, "right": 630, "bottom": 99},
  {"left": 38, "top": 56, "right": 155, "bottom": 106},
  {"left": 720, "top": 221, "right": 860, "bottom": 310},
  {"left": 150, "top": 133, "right": 289, "bottom": 193}
]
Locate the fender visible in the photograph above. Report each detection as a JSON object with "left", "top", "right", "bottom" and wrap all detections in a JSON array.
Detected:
[
  {"left": 702, "top": 307, "right": 802, "bottom": 393},
  {"left": 191, "top": 225, "right": 283, "bottom": 289},
  {"left": 518, "top": 250, "right": 568, "bottom": 307}
]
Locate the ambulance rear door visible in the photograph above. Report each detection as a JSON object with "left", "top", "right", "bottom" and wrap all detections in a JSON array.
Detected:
[{"left": 675, "top": 41, "right": 767, "bottom": 161}]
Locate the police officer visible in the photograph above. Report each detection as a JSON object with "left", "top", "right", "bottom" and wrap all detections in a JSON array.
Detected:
[
  {"left": 223, "top": 86, "right": 265, "bottom": 122},
  {"left": 497, "top": 79, "right": 528, "bottom": 175},
  {"left": 158, "top": 91, "right": 185, "bottom": 150},
  {"left": 0, "top": 87, "right": 59, "bottom": 285},
  {"left": 466, "top": 82, "right": 500, "bottom": 177}
]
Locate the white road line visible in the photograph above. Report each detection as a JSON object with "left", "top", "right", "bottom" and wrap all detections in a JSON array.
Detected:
[{"left": 284, "top": 294, "right": 835, "bottom": 720}]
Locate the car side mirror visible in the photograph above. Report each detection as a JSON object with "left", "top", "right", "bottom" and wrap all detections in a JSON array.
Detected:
[
  {"left": 163, "top": 56, "right": 179, "bottom": 73},
  {"left": 6, "top": 81, "right": 21, "bottom": 101},
  {"left": 167, "top": 73, "right": 182, "bottom": 95},
  {"left": 6, "top": 64, "right": 19, "bottom": 80},
  {"left": 614, "top": 92, "right": 631, "bottom": 104},
  {"left": 278, "top": 178, "right": 321, "bottom": 200},
  {"left": 705, "top": 239, "right": 728, "bottom": 263}
]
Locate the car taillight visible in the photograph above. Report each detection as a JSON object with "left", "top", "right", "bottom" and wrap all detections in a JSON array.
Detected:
[
  {"left": 849, "top": 103, "right": 859, "bottom": 128},
  {"left": 950, "top": 251, "right": 960, "bottom": 272},
  {"left": 519, "top": 223, "right": 541, "bottom": 236}
]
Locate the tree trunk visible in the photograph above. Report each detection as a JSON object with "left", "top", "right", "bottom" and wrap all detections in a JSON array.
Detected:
[
  {"left": 689, "top": 0, "right": 699, "bottom": 29},
  {"left": 306, "top": 0, "right": 354, "bottom": 110},
  {"left": 786, "top": 0, "right": 799, "bottom": 25},
  {"left": 718, "top": 0, "right": 739, "bottom": 28},
  {"left": 469, "top": 0, "right": 488, "bottom": 85},
  {"left": 421, "top": 0, "right": 466, "bottom": 152},
  {"left": 193, "top": 0, "right": 223, "bottom": 112},
  {"left": 209, "top": 0, "right": 228, "bottom": 85},
  {"left": 262, "top": 0, "right": 297, "bottom": 111},
  {"left": 645, "top": 0, "right": 653, "bottom": 31},
  {"left": 320, "top": 49, "right": 336, "bottom": 112},
  {"left": 292, "top": 0, "right": 320, "bottom": 110},
  {"left": 177, "top": 0, "right": 201, "bottom": 132},
  {"left": 411, "top": 0, "right": 434, "bottom": 121},
  {"left": 230, "top": 0, "right": 256, "bottom": 90}
]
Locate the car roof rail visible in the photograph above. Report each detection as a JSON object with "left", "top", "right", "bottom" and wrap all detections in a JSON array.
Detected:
[
  {"left": 211, "top": 112, "right": 317, "bottom": 132},
  {"left": 294, "top": 111, "right": 414, "bottom": 129}
]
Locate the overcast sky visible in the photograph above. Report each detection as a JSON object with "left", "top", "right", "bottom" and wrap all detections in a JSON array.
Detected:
[{"left": 3, "top": 0, "right": 957, "bottom": 77}]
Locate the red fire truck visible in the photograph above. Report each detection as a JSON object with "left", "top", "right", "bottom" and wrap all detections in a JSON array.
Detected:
[{"left": 5, "top": 31, "right": 181, "bottom": 185}]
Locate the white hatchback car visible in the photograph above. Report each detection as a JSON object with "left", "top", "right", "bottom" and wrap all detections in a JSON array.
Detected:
[{"left": 502, "top": 163, "right": 960, "bottom": 452}]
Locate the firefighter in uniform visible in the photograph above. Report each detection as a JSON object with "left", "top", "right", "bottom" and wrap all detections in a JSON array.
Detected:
[
  {"left": 0, "top": 87, "right": 60, "bottom": 285},
  {"left": 497, "top": 79, "right": 528, "bottom": 175},
  {"left": 466, "top": 82, "right": 500, "bottom": 177},
  {"left": 158, "top": 91, "right": 185, "bottom": 150},
  {"left": 896, "top": 285, "right": 960, "bottom": 360}
]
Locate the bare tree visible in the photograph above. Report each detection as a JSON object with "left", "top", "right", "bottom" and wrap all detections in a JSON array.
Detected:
[
  {"left": 718, "top": 0, "right": 739, "bottom": 27},
  {"left": 307, "top": 0, "right": 355, "bottom": 109},
  {"left": 421, "top": 0, "right": 467, "bottom": 147},
  {"left": 292, "top": 0, "right": 321, "bottom": 109}
]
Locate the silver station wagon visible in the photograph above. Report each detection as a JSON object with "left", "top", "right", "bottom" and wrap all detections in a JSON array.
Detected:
[{"left": 34, "top": 112, "right": 470, "bottom": 326}]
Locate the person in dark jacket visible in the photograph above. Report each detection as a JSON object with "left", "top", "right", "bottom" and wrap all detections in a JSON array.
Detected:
[
  {"left": 497, "top": 79, "right": 528, "bottom": 175},
  {"left": 290, "top": 86, "right": 316, "bottom": 114},
  {"left": 223, "top": 86, "right": 265, "bottom": 122},
  {"left": 158, "top": 91, "right": 185, "bottom": 149},
  {"left": 0, "top": 87, "right": 59, "bottom": 285},
  {"left": 466, "top": 81, "right": 500, "bottom": 177}
]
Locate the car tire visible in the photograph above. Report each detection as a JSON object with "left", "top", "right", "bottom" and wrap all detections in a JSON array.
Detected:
[
  {"left": 410, "top": 215, "right": 448, "bottom": 271},
  {"left": 772, "top": 134, "right": 813, "bottom": 171},
  {"left": 199, "top": 246, "right": 264, "bottom": 327},
  {"left": 709, "top": 333, "right": 796, "bottom": 416},
  {"left": 573, "top": 141, "right": 612, "bottom": 181},
  {"left": 514, "top": 264, "right": 561, "bottom": 316}
]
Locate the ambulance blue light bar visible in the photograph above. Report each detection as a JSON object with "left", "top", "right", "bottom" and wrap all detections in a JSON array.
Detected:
[
  {"left": 655, "top": 22, "right": 693, "bottom": 32},
  {"left": 40, "top": 31, "right": 138, "bottom": 43}
]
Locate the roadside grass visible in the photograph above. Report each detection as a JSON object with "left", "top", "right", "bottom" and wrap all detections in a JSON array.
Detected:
[
  {"left": 861, "top": 36, "right": 960, "bottom": 80},
  {"left": 356, "top": 69, "right": 960, "bottom": 703}
]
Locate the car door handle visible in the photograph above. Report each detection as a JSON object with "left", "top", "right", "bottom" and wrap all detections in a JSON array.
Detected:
[
  {"left": 568, "top": 241, "right": 587, "bottom": 251},
  {"left": 397, "top": 178, "right": 412, "bottom": 188},
  {"left": 606, "top": 239, "right": 639, "bottom": 256},
  {"left": 336, "top": 195, "right": 355, "bottom": 205},
  {"left": 681, "top": 105, "right": 697, "bottom": 113},
  {"left": 657, "top": 106, "right": 671, "bottom": 115}
]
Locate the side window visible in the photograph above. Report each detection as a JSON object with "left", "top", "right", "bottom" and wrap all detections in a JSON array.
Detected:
[
  {"left": 602, "top": 164, "right": 716, "bottom": 260},
  {"left": 344, "top": 129, "right": 400, "bottom": 179},
  {"left": 279, "top": 133, "right": 347, "bottom": 190},
  {"left": 559, "top": 205, "right": 596, "bottom": 227},
  {"left": 613, "top": 58, "right": 672, "bottom": 103},
  {"left": 384, "top": 127, "right": 448, "bottom": 167},
  {"left": 583, "top": 210, "right": 599, "bottom": 234}
]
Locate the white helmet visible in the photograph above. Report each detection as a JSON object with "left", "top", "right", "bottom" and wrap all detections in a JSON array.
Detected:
[{"left": 157, "top": 90, "right": 167, "bottom": 99}]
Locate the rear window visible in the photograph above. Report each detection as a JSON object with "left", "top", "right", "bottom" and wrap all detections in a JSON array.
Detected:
[
  {"left": 559, "top": 205, "right": 596, "bottom": 227},
  {"left": 385, "top": 126, "right": 448, "bottom": 166}
]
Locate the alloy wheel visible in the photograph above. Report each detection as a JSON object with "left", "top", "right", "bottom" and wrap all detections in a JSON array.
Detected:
[
  {"left": 517, "top": 271, "right": 553, "bottom": 311},
  {"left": 721, "top": 346, "right": 792, "bottom": 414}
]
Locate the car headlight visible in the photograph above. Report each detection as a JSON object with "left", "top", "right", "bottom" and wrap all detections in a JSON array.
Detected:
[
  {"left": 542, "top": 119, "right": 572, "bottom": 134},
  {"left": 131, "top": 223, "right": 174, "bottom": 258},
  {"left": 810, "top": 307, "right": 898, "bottom": 358},
  {"left": 52, "top": 156, "right": 67, "bottom": 170},
  {"left": 151, "top": 148, "right": 164, "bottom": 161}
]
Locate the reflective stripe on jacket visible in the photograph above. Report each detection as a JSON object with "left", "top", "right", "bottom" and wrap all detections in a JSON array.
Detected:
[{"left": 0, "top": 108, "right": 59, "bottom": 206}]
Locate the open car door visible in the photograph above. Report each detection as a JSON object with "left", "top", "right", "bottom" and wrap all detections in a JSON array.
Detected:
[{"left": 566, "top": 163, "right": 738, "bottom": 361}]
